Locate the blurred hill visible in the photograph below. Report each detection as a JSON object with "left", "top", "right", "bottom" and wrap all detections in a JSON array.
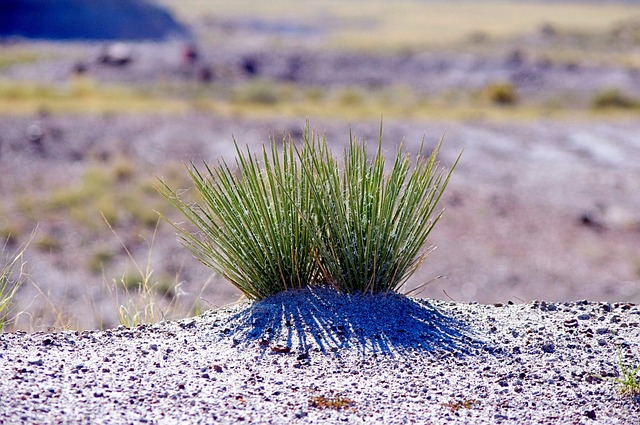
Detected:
[{"left": 0, "top": 0, "right": 189, "bottom": 40}]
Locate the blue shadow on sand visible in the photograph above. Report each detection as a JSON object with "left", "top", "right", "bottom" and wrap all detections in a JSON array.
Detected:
[{"left": 221, "top": 287, "right": 484, "bottom": 356}]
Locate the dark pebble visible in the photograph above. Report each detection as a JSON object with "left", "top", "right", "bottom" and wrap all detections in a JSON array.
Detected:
[
  {"left": 541, "top": 343, "right": 555, "bottom": 353},
  {"left": 180, "top": 321, "right": 196, "bottom": 329}
]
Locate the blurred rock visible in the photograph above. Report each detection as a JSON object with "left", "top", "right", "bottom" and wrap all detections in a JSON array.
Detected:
[
  {"left": 197, "top": 65, "right": 214, "bottom": 83},
  {"left": 97, "top": 43, "right": 133, "bottom": 67},
  {"left": 72, "top": 61, "right": 88, "bottom": 75},
  {"left": 241, "top": 56, "right": 260, "bottom": 77},
  {"left": 182, "top": 43, "right": 199, "bottom": 66}
]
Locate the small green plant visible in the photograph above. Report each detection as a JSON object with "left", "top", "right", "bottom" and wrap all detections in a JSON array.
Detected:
[
  {"left": 159, "top": 139, "right": 320, "bottom": 300},
  {"left": 613, "top": 351, "right": 640, "bottom": 396},
  {"left": 0, "top": 244, "right": 26, "bottom": 330},
  {"left": 300, "top": 127, "right": 459, "bottom": 294},
  {"left": 160, "top": 124, "right": 458, "bottom": 299}
]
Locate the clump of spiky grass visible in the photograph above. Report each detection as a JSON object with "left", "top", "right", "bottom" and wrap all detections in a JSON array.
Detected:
[
  {"left": 158, "top": 140, "right": 320, "bottom": 301},
  {"left": 300, "top": 127, "right": 459, "bottom": 294},
  {"left": 160, "top": 124, "right": 458, "bottom": 299}
]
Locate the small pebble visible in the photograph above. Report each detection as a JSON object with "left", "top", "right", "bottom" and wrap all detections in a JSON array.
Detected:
[{"left": 27, "top": 358, "right": 43, "bottom": 366}]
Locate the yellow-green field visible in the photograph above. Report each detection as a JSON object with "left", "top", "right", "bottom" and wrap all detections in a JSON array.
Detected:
[
  {"left": 0, "top": 79, "right": 633, "bottom": 122},
  {"left": 1, "top": 78, "right": 638, "bottom": 122},
  {"left": 159, "top": 0, "right": 640, "bottom": 49}
]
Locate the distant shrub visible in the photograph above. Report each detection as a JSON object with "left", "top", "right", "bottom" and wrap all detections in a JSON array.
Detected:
[
  {"left": 160, "top": 124, "right": 459, "bottom": 299},
  {"left": 591, "top": 89, "right": 638, "bottom": 110},
  {"left": 485, "top": 82, "right": 518, "bottom": 105},
  {"left": 88, "top": 248, "right": 114, "bottom": 275},
  {"left": 34, "top": 233, "right": 62, "bottom": 252}
]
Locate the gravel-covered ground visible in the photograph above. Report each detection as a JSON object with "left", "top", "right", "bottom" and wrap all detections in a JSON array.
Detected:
[{"left": 1, "top": 287, "right": 639, "bottom": 424}]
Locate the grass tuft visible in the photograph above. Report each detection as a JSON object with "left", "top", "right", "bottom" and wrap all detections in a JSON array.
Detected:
[
  {"left": 160, "top": 124, "right": 458, "bottom": 299},
  {"left": 614, "top": 351, "right": 640, "bottom": 396},
  {"left": 103, "top": 217, "right": 193, "bottom": 328},
  {"left": 0, "top": 243, "right": 26, "bottom": 331},
  {"left": 0, "top": 234, "right": 36, "bottom": 332},
  {"left": 158, "top": 138, "right": 320, "bottom": 301},
  {"left": 300, "top": 126, "right": 459, "bottom": 294}
]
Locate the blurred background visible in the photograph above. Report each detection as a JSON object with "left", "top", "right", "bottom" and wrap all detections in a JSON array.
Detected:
[{"left": 0, "top": 0, "right": 639, "bottom": 330}]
